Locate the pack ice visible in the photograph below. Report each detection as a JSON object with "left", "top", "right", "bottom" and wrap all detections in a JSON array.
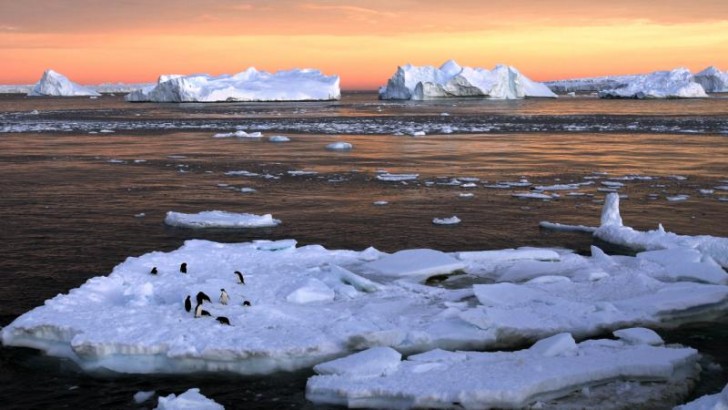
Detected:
[
  {"left": 125, "top": 68, "right": 340, "bottom": 102},
  {"left": 28, "top": 69, "right": 101, "bottom": 97},
  {"left": 379, "top": 60, "right": 556, "bottom": 100}
]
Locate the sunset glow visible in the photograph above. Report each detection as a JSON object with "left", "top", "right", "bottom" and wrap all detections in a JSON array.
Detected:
[{"left": 2, "top": 1, "right": 728, "bottom": 89}]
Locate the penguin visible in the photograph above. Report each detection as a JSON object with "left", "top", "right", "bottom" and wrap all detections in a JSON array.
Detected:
[
  {"left": 184, "top": 295, "right": 191, "bottom": 312},
  {"left": 196, "top": 291, "right": 211, "bottom": 305},
  {"left": 216, "top": 316, "right": 231, "bottom": 325},
  {"left": 180, "top": 262, "right": 187, "bottom": 274},
  {"left": 194, "top": 303, "right": 211, "bottom": 318},
  {"left": 242, "top": 300, "right": 251, "bottom": 307},
  {"left": 219, "top": 289, "right": 229, "bottom": 305},
  {"left": 234, "top": 271, "right": 245, "bottom": 284},
  {"left": 150, "top": 267, "right": 158, "bottom": 275}
]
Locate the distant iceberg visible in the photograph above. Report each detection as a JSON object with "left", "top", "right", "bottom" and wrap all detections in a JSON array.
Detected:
[
  {"left": 125, "top": 68, "right": 341, "bottom": 102},
  {"left": 694, "top": 66, "right": 728, "bottom": 93},
  {"left": 598, "top": 68, "right": 708, "bottom": 99},
  {"left": 28, "top": 70, "right": 100, "bottom": 97},
  {"left": 379, "top": 60, "right": 557, "bottom": 100}
]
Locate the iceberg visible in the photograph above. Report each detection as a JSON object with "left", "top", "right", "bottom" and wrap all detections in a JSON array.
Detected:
[
  {"left": 125, "top": 68, "right": 340, "bottom": 102},
  {"left": 28, "top": 69, "right": 101, "bottom": 97},
  {"left": 379, "top": 60, "right": 557, "bottom": 100},
  {"left": 306, "top": 332, "right": 699, "bottom": 409},
  {"left": 694, "top": 66, "right": 728, "bottom": 93},
  {"left": 598, "top": 68, "right": 708, "bottom": 99},
  {"left": 164, "top": 211, "right": 281, "bottom": 228},
  {"left": 155, "top": 388, "right": 223, "bottom": 410}
]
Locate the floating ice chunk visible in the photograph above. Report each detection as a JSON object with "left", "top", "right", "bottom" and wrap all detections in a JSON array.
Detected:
[
  {"left": 598, "top": 68, "right": 708, "bottom": 99},
  {"left": 636, "top": 248, "right": 727, "bottom": 284},
  {"left": 539, "top": 221, "right": 597, "bottom": 233},
  {"left": 669, "top": 175, "right": 688, "bottom": 181},
  {"left": 240, "top": 187, "right": 256, "bottom": 193},
  {"left": 675, "top": 382, "right": 728, "bottom": 410},
  {"left": 432, "top": 216, "right": 461, "bottom": 225},
  {"left": 268, "top": 135, "right": 290, "bottom": 142},
  {"left": 512, "top": 192, "right": 553, "bottom": 200},
  {"left": 307, "top": 335, "right": 699, "bottom": 409},
  {"left": 134, "top": 390, "right": 155, "bottom": 404},
  {"left": 379, "top": 60, "right": 556, "bottom": 100},
  {"left": 372, "top": 200, "right": 389, "bottom": 206},
  {"left": 613, "top": 328, "right": 664, "bottom": 346},
  {"left": 286, "top": 278, "right": 335, "bottom": 304},
  {"left": 458, "top": 193, "right": 474, "bottom": 198},
  {"left": 667, "top": 195, "right": 689, "bottom": 202},
  {"left": 313, "top": 346, "right": 401, "bottom": 377},
  {"left": 700, "top": 189, "right": 715, "bottom": 195},
  {"left": 164, "top": 210, "right": 280, "bottom": 228},
  {"left": 717, "top": 186, "right": 728, "bottom": 191},
  {"left": 126, "top": 68, "right": 340, "bottom": 102},
  {"left": 364, "top": 249, "right": 465, "bottom": 280},
  {"left": 601, "top": 181, "right": 625, "bottom": 188},
  {"left": 155, "top": 388, "right": 223, "bottom": 410},
  {"left": 288, "top": 170, "right": 318, "bottom": 176},
  {"left": 594, "top": 193, "right": 728, "bottom": 267},
  {"left": 28, "top": 69, "right": 101, "bottom": 97},
  {"left": 529, "top": 332, "right": 577, "bottom": 357},
  {"left": 409, "top": 131, "right": 426, "bottom": 137},
  {"left": 376, "top": 173, "right": 419, "bottom": 181},
  {"left": 534, "top": 182, "right": 593, "bottom": 191},
  {"left": 213, "top": 130, "right": 262, "bottom": 138},
  {"left": 325, "top": 142, "right": 353, "bottom": 151}
]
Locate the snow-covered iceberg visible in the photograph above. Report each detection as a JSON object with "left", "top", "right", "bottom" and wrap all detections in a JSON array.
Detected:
[
  {"left": 307, "top": 332, "right": 699, "bottom": 409},
  {"left": 125, "top": 68, "right": 340, "bottom": 102},
  {"left": 598, "top": 68, "right": 708, "bottom": 99},
  {"left": 379, "top": 60, "right": 556, "bottom": 100},
  {"left": 694, "top": 66, "right": 728, "bottom": 93},
  {"left": 28, "top": 70, "right": 101, "bottom": 97},
  {"left": 164, "top": 210, "right": 281, "bottom": 229}
]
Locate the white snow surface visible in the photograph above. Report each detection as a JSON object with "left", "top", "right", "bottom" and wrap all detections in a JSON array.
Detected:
[
  {"left": 155, "top": 388, "right": 223, "bottom": 410},
  {"left": 125, "top": 68, "right": 340, "bottom": 102},
  {"left": 694, "top": 66, "right": 728, "bottom": 93},
  {"left": 675, "top": 383, "right": 728, "bottom": 410},
  {"left": 598, "top": 68, "right": 708, "bottom": 99},
  {"left": 164, "top": 211, "right": 280, "bottom": 228},
  {"left": 306, "top": 333, "right": 699, "bottom": 409},
  {"left": 28, "top": 70, "right": 101, "bottom": 97},
  {"left": 379, "top": 60, "right": 556, "bottom": 100}
]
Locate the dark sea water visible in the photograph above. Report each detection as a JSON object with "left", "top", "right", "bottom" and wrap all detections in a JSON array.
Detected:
[{"left": 0, "top": 92, "right": 727, "bottom": 409}]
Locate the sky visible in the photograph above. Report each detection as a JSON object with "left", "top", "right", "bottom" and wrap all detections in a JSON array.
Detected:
[{"left": 1, "top": 0, "right": 727, "bottom": 89}]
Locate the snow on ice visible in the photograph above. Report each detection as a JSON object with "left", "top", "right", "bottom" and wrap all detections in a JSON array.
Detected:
[
  {"left": 694, "top": 66, "right": 728, "bottom": 93},
  {"left": 125, "top": 68, "right": 340, "bottom": 102},
  {"left": 598, "top": 68, "right": 708, "bottom": 99},
  {"left": 164, "top": 211, "right": 281, "bottom": 228},
  {"left": 28, "top": 70, "right": 101, "bottom": 97},
  {"left": 379, "top": 60, "right": 556, "bottom": 100},
  {"left": 676, "top": 383, "right": 728, "bottom": 410}
]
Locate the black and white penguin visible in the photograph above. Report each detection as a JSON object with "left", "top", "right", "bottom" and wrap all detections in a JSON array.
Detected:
[
  {"left": 184, "top": 295, "right": 191, "bottom": 312},
  {"left": 150, "top": 267, "right": 158, "bottom": 275},
  {"left": 234, "top": 271, "right": 245, "bottom": 284},
  {"left": 219, "top": 289, "right": 229, "bottom": 305},
  {"left": 180, "top": 262, "right": 187, "bottom": 274},
  {"left": 196, "top": 291, "right": 211, "bottom": 305},
  {"left": 194, "top": 303, "right": 211, "bottom": 318},
  {"left": 216, "top": 316, "right": 231, "bottom": 325},
  {"left": 242, "top": 300, "right": 251, "bottom": 307}
]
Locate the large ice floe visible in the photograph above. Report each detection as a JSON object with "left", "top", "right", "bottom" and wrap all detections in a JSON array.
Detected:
[
  {"left": 597, "top": 68, "right": 708, "bottom": 99},
  {"left": 306, "top": 331, "right": 699, "bottom": 408},
  {"left": 27, "top": 69, "right": 101, "bottom": 97},
  {"left": 379, "top": 60, "right": 556, "bottom": 100},
  {"left": 164, "top": 211, "right": 280, "bottom": 229},
  {"left": 125, "top": 68, "right": 340, "bottom": 102},
  {"left": 3, "top": 195, "right": 728, "bottom": 407}
]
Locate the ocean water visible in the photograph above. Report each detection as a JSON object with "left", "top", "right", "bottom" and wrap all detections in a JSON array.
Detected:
[{"left": 0, "top": 92, "right": 727, "bottom": 408}]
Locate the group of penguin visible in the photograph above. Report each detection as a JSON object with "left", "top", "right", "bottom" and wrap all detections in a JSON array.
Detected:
[{"left": 150, "top": 262, "right": 251, "bottom": 326}]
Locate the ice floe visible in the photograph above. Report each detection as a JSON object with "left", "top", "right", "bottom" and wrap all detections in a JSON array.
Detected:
[
  {"left": 212, "top": 130, "right": 263, "bottom": 138},
  {"left": 306, "top": 331, "right": 699, "bottom": 409},
  {"left": 155, "top": 388, "right": 223, "bottom": 410},
  {"left": 268, "top": 135, "right": 290, "bottom": 143},
  {"left": 325, "top": 142, "right": 353, "bottom": 151},
  {"left": 598, "top": 68, "right": 707, "bottom": 99},
  {"left": 376, "top": 173, "right": 419, "bottom": 182},
  {"left": 133, "top": 390, "right": 155, "bottom": 404},
  {"left": 379, "top": 60, "right": 556, "bottom": 100},
  {"left": 675, "top": 383, "right": 728, "bottom": 410},
  {"left": 126, "top": 68, "right": 340, "bottom": 102},
  {"left": 164, "top": 211, "right": 280, "bottom": 228},
  {"left": 28, "top": 70, "right": 101, "bottom": 97},
  {"left": 433, "top": 216, "right": 461, "bottom": 225}
]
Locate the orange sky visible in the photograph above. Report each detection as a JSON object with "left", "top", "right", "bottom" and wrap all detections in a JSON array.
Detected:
[{"left": 2, "top": 0, "right": 728, "bottom": 89}]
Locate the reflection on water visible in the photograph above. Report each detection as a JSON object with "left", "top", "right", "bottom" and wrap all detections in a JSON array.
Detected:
[{"left": 0, "top": 94, "right": 727, "bottom": 408}]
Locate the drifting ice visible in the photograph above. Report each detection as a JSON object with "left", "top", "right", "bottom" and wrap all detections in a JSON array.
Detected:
[
  {"left": 379, "top": 60, "right": 557, "bottom": 100},
  {"left": 155, "top": 388, "right": 223, "bottom": 410},
  {"left": 164, "top": 211, "right": 281, "bottom": 228},
  {"left": 125, "top": 68, "right": 340, "bottom": 102},
  {"left": 28, "top": 70, "right": 101, "bottom": 97},
  {"left": 598, "top": 68, "right": 708, "bottom": 99}
]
